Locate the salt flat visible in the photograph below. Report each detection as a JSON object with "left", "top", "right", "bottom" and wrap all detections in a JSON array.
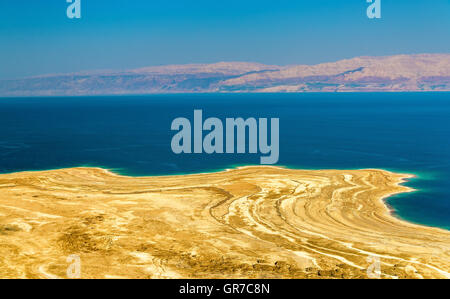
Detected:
[{"left": 0, "top": 166, "right": 449, "bottom": 279}]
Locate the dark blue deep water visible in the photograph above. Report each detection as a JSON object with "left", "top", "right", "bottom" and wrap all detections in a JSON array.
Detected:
[{"left": 0, "top": 93, "right": 449, "bottom": 230}]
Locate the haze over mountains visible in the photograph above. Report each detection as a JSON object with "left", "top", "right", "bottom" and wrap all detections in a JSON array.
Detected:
[{"left": 1, "top": 54, "right": 449, "bottom": 96}]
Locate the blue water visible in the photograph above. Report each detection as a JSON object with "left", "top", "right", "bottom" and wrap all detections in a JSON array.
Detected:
[{"left": 0, "top": 93, "right": 449, "bottom": 230}]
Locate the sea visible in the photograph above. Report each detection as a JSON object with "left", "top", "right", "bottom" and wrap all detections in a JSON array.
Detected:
[{"left": 0, "top": 93, "right": 449, "bottom": 230}]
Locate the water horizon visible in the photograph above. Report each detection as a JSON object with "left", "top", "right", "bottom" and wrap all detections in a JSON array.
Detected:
[{"left": 1, "top": 92, "right": 449, "bottom": 230}]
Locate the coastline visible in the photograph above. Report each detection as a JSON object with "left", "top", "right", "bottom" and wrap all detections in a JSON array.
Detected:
[
  {"left": 0, "top": 165, "right": 449, "bottom": 278},
  {"left": 1, "top": 164, "right": 446, "bottom": 232}
]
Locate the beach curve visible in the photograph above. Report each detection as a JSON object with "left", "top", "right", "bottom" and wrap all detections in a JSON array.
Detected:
[{"left": 0, "top": 166, "right": 449, "bottom": 279}]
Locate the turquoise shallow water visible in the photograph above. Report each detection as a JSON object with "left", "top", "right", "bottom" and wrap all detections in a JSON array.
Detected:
[{"left": 0, "top": 93, "right": 449, "bottom": 230}]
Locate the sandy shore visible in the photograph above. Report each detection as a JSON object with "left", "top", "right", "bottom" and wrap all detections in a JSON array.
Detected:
[{"left": 0, "top": 166, "right": 449, "bottom": 279}]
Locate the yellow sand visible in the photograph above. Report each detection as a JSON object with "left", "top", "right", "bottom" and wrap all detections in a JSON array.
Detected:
[{"left": 0, "top": 166, "right": 449, "bottom": 279}]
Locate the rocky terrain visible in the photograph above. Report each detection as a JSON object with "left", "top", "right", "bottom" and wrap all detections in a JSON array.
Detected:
[{"left": 0, "top": 54, "right": 449, "bottom": 96}]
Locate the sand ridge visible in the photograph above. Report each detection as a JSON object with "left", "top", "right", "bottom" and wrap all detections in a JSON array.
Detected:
[{"left": 0, "top": 166, "right": 449, "bottom": 279}]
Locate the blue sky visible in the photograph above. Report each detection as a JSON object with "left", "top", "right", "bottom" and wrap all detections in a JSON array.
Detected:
[{"left": 0, "top": 0, "right": 449, "bottom": 79}]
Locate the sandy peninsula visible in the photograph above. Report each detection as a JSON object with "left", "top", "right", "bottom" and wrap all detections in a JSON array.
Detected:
[{"left": 0, "top": 166, "right": 449, "bottom": 279}]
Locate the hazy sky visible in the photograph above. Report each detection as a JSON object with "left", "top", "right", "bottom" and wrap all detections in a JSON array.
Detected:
[{"left": 0, "top": 0, "right": 449, "bottom": 79}]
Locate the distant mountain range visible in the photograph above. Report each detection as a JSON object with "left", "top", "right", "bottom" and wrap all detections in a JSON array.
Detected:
[{"left": 1, "top": 54, "right": 449, "bottom": 96}]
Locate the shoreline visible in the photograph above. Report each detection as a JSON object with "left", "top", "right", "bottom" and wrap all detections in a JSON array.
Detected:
[
  {"left": 1, "top": 164, "right": 445, "bottom": 232},
  {"left": 1, "top": 91, "right": 450, "bottom": 100},
  {"left": 0, "top": 165, "right": 449, "bottom": 278},
  {"left": 1, "top": 164, "right": 447, "bottom": 233},
  {"left": 2, "top": 91, "right": 450, "bottom": 99}
]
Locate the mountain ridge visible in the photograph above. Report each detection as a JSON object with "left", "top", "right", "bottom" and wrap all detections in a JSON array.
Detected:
[{"left": 1, "top": 54, "right": 449, "bottom": 96}]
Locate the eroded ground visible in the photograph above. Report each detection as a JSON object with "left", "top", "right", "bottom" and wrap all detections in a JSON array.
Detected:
[{"left": 0, "top": 166, "right": 449, "bottom": 279}]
